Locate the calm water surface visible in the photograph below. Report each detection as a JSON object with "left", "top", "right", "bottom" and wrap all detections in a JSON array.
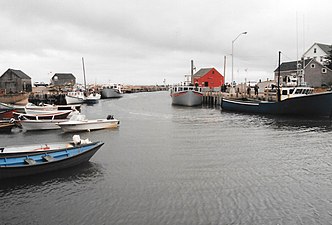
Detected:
[{"left": 1, "top": 91, "right": 332, "bottom": 225}]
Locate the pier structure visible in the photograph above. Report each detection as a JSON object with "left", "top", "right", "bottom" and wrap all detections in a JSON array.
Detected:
[
  {"left": 202, "top": 89, "right": 273, "bottom": 107},
  {"left": 121, "top": 85, "right": 168, "bottom": 93},
  {"left": 28, "top": 85, "right": 170, "bottom": 105}
]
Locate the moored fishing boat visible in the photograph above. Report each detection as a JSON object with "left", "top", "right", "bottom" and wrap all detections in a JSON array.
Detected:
[
  {"left": 84, "top": 92, "right": 101, "bottom": 104},
  {"left": 57, "top": 114, "right": 120, "bottom": 132},
  {"left": 18, "top": 118, "right": 67, "bottom": 131},
  {"left": 221, "top": 88, "right": 332, "bottom": 117},
  {"left": 170, "top": 60, "right": 203, "bottom": 107},
  {"left": 170, "top": 85, "right": 203, "bottom": 106},
  {"left": 101, "top": 83, "right": 123, "bottom": 98},
  {"left": 0, "top": 102, "right": 16, "bottom": 119},
  {"left": 0, "top": 135, "right": 104, "bottom": 179},
  {"left": 24, "top": 102, "right": 81, "bottom": 114},
  {"left": 221, "top": 51, "right": 332, "bottom": 118},
  {"left": 13, "top": 110, "right": 73, "bottom": 120},
  {"left": 0, "top": 109, "right": 16, "bottom": 120},
  {"left": 65, "top": 91, "right": 85, "bottom": 104}
]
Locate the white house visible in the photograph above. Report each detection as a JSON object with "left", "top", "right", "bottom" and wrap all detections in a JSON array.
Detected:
[{"left": 303, "top": 43, "right": 331, "bottom": 64}]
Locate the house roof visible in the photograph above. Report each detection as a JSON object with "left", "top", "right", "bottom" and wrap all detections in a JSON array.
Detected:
[
  {"left": 316, "top": 43, "right": 332, "bottom": 54},
  {"left": 303, "top": 42, "right": 332, "bottom": 56},
  {"left": 52, "top": 73, "right": 76, "bottom": 80},
  {"left": 193, "top": 68, "right": 213, "bottom": 77},
  {"left": 274, "top": 59, "right": 312, "bottom": 72},
  {"left": 4, "top": 69, "right": 31, "bottom": 79}
]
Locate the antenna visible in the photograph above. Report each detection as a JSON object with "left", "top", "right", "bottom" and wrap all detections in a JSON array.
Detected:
[
  {"left": 296, "top": 12, "right": 299, "bottom": 76},
  {"left": 82, "top": 57, "right": 87, "bottom": 91},
  {"left": 277, "top": 51, "right": 281, "bottom": 102}
]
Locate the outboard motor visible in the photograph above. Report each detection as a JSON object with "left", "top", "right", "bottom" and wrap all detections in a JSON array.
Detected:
[
  {"left": 73, "top": 135, "right": 81, "bottom": 145},
  {"left": 17, "top": 114, "right": 26, "bottom": 121}
]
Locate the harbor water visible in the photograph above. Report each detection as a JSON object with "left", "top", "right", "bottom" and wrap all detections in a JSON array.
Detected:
[{"left": 1, "top": 91, "right": 332, "bottom": 224}]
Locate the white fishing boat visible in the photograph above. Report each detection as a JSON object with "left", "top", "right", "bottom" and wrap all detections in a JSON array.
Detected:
[
  {"left": 19, "top": 118, "right": 67, "bottom": 131},
  {"left": 57, "top": 114, "right": 120, "bottom": 132},
  {"left": 170, "top": 85, "right": 203, "bottom": 106},
  {"left": 13, "top": 109, "right": 75, "bottom": 121},
  {"left": 25, "top": 102, "right": 58, "bottom": 112},
  {"left": 101, "top": 84, "right": 123, "bottom": 98},
  {"left": 25, "top": 103, "right": 81, "bottom": 113},
  {"left": 170, "top": 60, "right": 203, "bottom": 106},
  {"left": 85, "top": 92, "right": 101, "bottom": 104},
  {"left": 65, "top": 91, "right": 85, "bottom": 104},
  {"left": 25, "top": 107, "right": 77, "bottom": 115}
]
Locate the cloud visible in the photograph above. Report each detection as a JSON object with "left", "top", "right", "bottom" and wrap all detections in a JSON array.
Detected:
[{"left": 0, "top": 0, "right": 331, "bottom": 84}]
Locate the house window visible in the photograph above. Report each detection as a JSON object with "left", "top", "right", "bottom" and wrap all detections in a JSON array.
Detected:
[
  {"left": 314, "top": 48, "right": 317, "bottom": 53},
  {"left": 322, "top": 68, "right": 327, "bottom": 74},
  {"left": 311, "top": 64, "right": 315, "bottom": 68}
]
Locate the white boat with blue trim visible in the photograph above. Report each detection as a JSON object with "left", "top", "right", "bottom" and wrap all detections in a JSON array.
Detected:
[{"left": 0, "top": 135, "right": 104, "bottom": 179}]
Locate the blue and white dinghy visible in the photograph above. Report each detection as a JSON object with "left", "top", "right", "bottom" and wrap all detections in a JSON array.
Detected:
[{"left": 0, "top": 135, "right": 104, "bottom": 179}]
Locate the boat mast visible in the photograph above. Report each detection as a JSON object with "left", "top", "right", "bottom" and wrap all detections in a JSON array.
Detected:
[
  {"left": 277, "top": 51, "right": 281, "bottom": 102},
  {"left": 191, "top": 60, "right": 194, "bottom": 85},
  {"left": 82, "top": 57, "right": 87, "bottom": 91}
]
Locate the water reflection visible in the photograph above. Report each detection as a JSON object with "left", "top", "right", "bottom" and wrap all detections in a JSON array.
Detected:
[
  {"left": 220, "top": 111, "right": 332, "bottom": 132},
  {"left": 266, "top": 116, "right": 332, "bottom": 132},
  {"left": 0, "top": 162, "right": 104, "bottom": 193}
]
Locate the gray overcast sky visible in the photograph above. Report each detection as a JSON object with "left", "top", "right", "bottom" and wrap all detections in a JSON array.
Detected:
[{"left": 1, "top": 0, "right": 331, "bottom": 85}]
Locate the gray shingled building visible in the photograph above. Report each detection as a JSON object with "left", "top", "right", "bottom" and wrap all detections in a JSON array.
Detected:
[
  {"left": 50, "top": 73, "right": 76, "bottom": 86},
  {"left": 274, "top": 58, "right": 332, "bottom": 87},
  {"left": 0, "top": 69, "right": 32, "bottom": 93}
]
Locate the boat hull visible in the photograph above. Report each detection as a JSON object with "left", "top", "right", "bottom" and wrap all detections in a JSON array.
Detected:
[
  {"left": 14, "top": 110, "right": 72, "bottom": 120},
  {"left": 221, "top": 91, "right": 332, "bottom": 117},
  {"left": 58, "top": 120, "right": 120, "bottom": 132},
  {"left": 0, "top": 110, "right": 16, "bottom": 120},
  {"left": 101, "top": 88, "right": 123, "bottom": 98},
  {"left": 20, "top": 119, "right": 67, "bottom": 131},
  {"left": 65, "top": 95, "right": 85, "bottom": 104},
  {"left": 0, "top": 142, "right": 104, "bottom": 179},
  {"left": 171, "top": 91, "right": 203, "bottom": 107},
  {"left": 84, "top": 93, "right": 101, "bottom": 104}
]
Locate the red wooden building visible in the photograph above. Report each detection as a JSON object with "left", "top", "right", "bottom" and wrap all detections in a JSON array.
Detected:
[{"left": 192, "top": 68, "right": 224, "bottom": 88}]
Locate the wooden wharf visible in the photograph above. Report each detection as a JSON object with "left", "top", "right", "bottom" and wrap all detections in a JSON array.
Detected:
[{"left": 203, "top": 90, "right": 274, "bottom": 107}]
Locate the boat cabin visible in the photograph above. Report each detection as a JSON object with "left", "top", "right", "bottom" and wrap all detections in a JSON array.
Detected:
[
  {"left": 266, "top": 86, "right": 314, "bottom": 101},
  {"left": 102, "top": 84, "right": 123, "bottom": 93},
  {"left": 67, "top": 91, "right": 85, "bottom": 98},
  {"left": 170, "top": 85, "right": 202, "bottom": 94},
  {"left": 280, "top": 87, "right": 314, "bottom": 101}
]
